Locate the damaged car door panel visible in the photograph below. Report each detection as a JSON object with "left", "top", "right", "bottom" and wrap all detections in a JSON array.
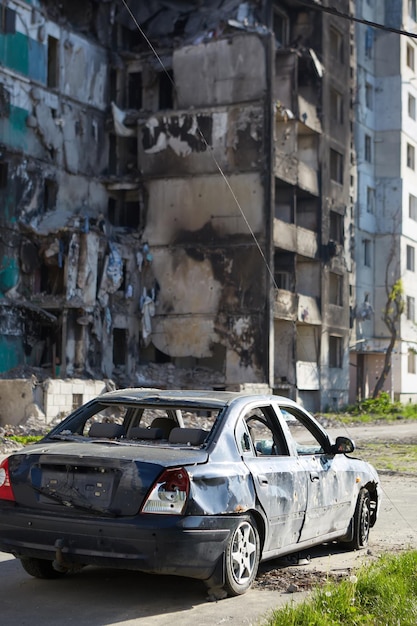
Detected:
[{"left": 0, "top": 389, "right": 381, "bottom": 597}]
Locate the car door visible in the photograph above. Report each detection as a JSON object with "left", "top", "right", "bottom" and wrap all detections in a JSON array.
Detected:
[
  {"left": 237, "top": 404, "right": 308, "bottom": 554},
  {"left": 277, "top": 403, "right": 354, "bottom": 543}
]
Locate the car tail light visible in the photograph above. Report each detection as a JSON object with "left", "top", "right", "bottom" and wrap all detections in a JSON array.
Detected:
[
  {"left": 141, "top": 467, "right": 189, "bottom": 515},
  {"left": 0, "top": 458, "right": 15, "bottom": 502}
]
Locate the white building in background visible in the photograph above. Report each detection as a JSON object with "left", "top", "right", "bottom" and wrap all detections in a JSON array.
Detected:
[{"left": 351, "top": 0, "right": 417, "bottom": 403}]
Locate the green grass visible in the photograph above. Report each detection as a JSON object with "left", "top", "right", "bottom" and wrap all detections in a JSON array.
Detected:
[
  {"left": 357, "top": 442, "right": 417, "bottom": 474},
  {"left": 324, "top": 392, "right": 417, "bottom": 424},
  {"left": 265, "top": 551, "right": 417, "bottom": 626},
  {"left": 7, "top": 435, "right": 43, "bottom": 445}
]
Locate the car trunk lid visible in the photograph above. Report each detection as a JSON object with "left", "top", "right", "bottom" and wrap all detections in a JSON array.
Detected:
[{"left": 7, "top": 442, "right": 208, "bottom": 516}]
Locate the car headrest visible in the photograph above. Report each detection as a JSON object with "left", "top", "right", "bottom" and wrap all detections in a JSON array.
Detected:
[
  {"left": 88, "top": 423, "right": 126, "bottom": 439},
  {"left": 168, "top": 427, "right": 208, "bottom": 446}
]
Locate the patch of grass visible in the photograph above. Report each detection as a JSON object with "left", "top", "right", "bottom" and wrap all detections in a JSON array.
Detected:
[
  {"left": 356, "top": 442, "right": 417, "bottom": 474},
  {"left": 7, "top": 435, "right": 43, "bottom": 445},
  {"left": 266, "top": 551, "right": 417, "bottom": 626},
  {"left": 325, "top": 392, "right": 417, "bottom": 423}
]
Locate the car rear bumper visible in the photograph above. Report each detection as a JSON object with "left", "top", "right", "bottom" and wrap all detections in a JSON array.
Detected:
[{"left": 0, "top": 504, "right": 237, "bottom": 580}]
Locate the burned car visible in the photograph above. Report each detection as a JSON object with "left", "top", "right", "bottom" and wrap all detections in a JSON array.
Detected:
[{"left": 0, "top": 390, "right": 380, "bottom": 596}]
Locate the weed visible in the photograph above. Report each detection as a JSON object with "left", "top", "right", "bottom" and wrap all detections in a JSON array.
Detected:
[{"left": 266, "top": 551, "right": 417, "bottom": 626}]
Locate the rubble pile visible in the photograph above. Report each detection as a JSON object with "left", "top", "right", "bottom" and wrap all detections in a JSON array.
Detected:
[{"left": 0, "top": 415, "right": 61, "bottom": 455}]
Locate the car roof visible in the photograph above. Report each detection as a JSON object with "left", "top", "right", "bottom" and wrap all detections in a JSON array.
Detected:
[{"left": 94, "top": 388, "right": 304, "bottom": 410}]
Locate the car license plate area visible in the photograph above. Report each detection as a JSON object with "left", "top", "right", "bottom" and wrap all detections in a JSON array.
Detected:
[{"left": 31, "top": 464, "right": 119, "bottom": 509}]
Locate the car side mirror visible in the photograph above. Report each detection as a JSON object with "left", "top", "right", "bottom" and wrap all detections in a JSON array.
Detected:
[{"left": 331, "top": 436, "right": 355, "bottom": 454}]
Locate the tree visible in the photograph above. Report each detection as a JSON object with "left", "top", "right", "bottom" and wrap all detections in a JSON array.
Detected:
[{"left": 372, "top": 277, "right": 404, "bottom": 399}]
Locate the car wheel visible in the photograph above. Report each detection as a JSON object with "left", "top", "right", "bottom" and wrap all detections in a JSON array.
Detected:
[
  {"left": 223, "top": 516, "right": 260, "bottom": 596},
  {"left": 348, "top": 488, "right": 371, "bottom": 550},
  {"left": 20, "top": 557, "right": 67, "bottom": 579}
]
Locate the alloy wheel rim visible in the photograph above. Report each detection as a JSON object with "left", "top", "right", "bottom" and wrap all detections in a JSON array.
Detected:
[{"left": 230, "top": 521, "right": 257, "bottom": 585}]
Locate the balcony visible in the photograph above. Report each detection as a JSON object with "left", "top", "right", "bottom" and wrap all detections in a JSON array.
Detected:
[
  {"left": 273, "top": 219, "right": 319, "bottom": 258},
  {"left": 274, "top": 291, "right": 321, "bottom": 324}
]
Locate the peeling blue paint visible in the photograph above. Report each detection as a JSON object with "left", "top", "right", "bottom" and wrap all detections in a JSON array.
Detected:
[{"left": 0, "top": 256, "right": 19, "bottom": 295}]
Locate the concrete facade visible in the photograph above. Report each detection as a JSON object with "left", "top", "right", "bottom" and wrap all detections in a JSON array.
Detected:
[
  {"left": 0, "top": 1, "right": 354, "bottom": 415},
  {"left": 351, "top": 0, "right": 417, "bottom": 403}
]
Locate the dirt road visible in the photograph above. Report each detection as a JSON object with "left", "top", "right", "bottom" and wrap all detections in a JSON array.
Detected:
[{"left": 0, "top": 421, "right": 416, "bottom": 626}]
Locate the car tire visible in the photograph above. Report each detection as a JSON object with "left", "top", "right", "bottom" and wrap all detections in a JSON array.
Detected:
[
  {"left": 223, "top": 515, "right": 260, "bottom": 596},
  {"left": 20, "top": 557, "right": 67, "bottom": 579},
  {"left": 347, "top": 488, "right": 371, "bottom": 550}
]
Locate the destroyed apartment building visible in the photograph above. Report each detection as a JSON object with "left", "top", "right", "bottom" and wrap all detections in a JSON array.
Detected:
[{"left": 0, "top": 0, "right": 354, "bottom": 417}]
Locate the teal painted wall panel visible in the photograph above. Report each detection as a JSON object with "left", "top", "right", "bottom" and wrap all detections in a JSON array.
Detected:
[
  {"left": 0, "top": 336, "right": 25, "bottom": 373},
  {"left": 0, "top": 105, "right": 28, "bottom": 152},
  {"left": 0, "top": 32, "right": 29, "bottom": 75},
  {"left": 28, "top": 38, "right": 46, "bottom": 83},
  {"left": 0, "top": 32, "right": 46, "bottom": 83},
  {"left": 0, "top": 256, "right": 19, "bottom": 295}
]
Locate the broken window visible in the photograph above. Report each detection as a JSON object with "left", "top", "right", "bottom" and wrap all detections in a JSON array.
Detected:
[
  {"left": 364, "top": 239, "right": 372, "bottom": 267},
  {"left": 40, "top": 263, "right": 65, "bottom": 295},
  {"left": 364, "top": 134, "right": 372, "bottom": 162},
  {"left": 275, "top": 271, "right": 290, "bottom": 291},
  {"left": 128, "top": 71, "right": 142, "bottom": 110},
  {"left": 274, "top": 252, "right": 295, "bottom": 291},
  {"left": 108, "top": 134, "right": 117, "bottom": 175},
  {"left": 47, "top": 36, "right": 59, "bottom": 88},
  {"left": 365, "top": 83, "right": 373, "bottom": 110},
  {"left": 330, "top": 27, "right": 344, "bottom": 63},
  {"left": 329, "top": 335, "right": 343, "bottom": 368},
  {"left": 330, "top": 88, "right": 343, "bottom": 124},
  {"left": 159, "top": 70, "right": 174, "bottom": 110},
  {"left": 113, "top": 328, "right": 127, "bottom": 366},
  {"left": 296, "top": 196, "right": 318, "bottom": 231},
  {"left": 72, "top": 394, "right": 83, "bottom": 410},
  {"left": 0, "top": 4, "right": 16, "bottom": 34},
  {"left": 44, "top": 178, "right": 58, "bottom": 211},
  {"left": 330, "top": 149, "right": 344, "bottom": 184},
  {"left": 0, "top": 84, "right": 10, "bottom": 117},
  {"left": 273, "top": 7, "right": 289, "bottom": 48},
  {"left": 329, "top": 272, "right": 343, "bottom": 306},
  {"left": 329, "top": 211, "right": 344, "bottom": 244},
  {"left": 274, "top": 182, "right": 294, "bottom": 223},
  {"left": 365, "top": 27, "right": 374, "bottom": 59},
  {"left": 366, "top": 187, "right": 375, "bottom": 213},
  {"left": 0, "top": 161, "right": 8, "bottom": 189},
  {"left": 108, "top": 193, "right": 140, "bottom": 229}
]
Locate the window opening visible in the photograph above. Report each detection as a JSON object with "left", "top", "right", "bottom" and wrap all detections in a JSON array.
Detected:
[
  {"left": 329, "top": 272, "right": 343, "bottom": 306},
  {"left": 408, "top": 348, "right": 416, "bottom": 374},
  {"left": 0, "top": 161, "right": 8, "bottom": 189},
  {"left": 47, "top": 36, "right": 59, "bottom": 89},
  {"left": 329, "top": 335, "right": 343, "bottom": 368},
  {"left": 407, "top": 245, "right": 415, "bottom": 271},
  {"left": 330, "top": 149, "right": 344, "bottom": 183},
  {"left": 113, "top": 328, "right": 127, "bottom": 366},
  {"left": 128, "top": 71, "right": 142, "bottom": 110},
  {"left": 159, "top": 70, "right": 174, "bottom": 110},
  {"left": 407, "top": 296, "right": 415, "bottom": 322},
  {"left": 407, "top": 143, "right": 416, "bottom": 169},
  {"left": 44, "top": 178, "right": 57, "bottom": 211}
]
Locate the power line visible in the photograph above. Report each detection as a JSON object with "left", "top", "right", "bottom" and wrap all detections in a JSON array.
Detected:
[{"left": 298, "top": 0, "right": 417, "bottom": 39}]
